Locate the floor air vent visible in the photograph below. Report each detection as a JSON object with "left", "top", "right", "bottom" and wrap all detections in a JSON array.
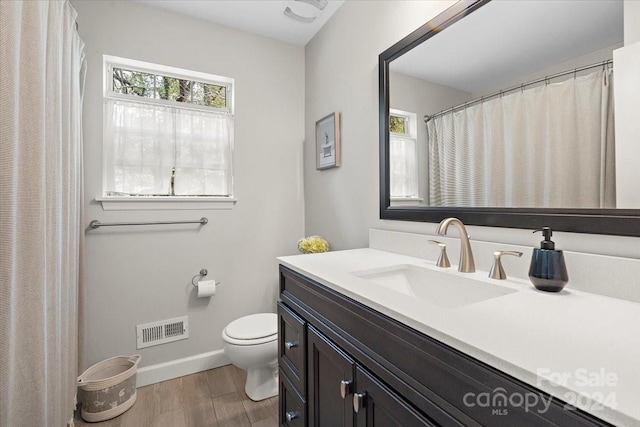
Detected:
[{"left": 136, "top": 316, "right": 189, "bottom": 349}]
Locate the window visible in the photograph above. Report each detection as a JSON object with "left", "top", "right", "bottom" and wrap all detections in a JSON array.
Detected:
[
  {"left": 111, "top": 68, "right": 227, "bottom": 109},
  {"left": 102, "top": 56, "right": 234, "bottom": 204},
  {"left": 389, "top": 109, "right": 418, "bottom": 199},
  {"left": 389, "top": 114, "right": 407, "bottom": 134}
]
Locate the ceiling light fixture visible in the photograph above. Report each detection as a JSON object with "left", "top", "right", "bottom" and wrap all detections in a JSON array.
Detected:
[
  {"left": 283, "top": 6, "right": 316, "bottom": 23},
  {"left": 295, "top": 0, "right": 328, "bottom": 11}
]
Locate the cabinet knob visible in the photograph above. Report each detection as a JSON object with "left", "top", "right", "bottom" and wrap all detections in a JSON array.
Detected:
[
  {"left": 285, "top": 410, "right": 299, "bottom": 422},
  {"left": 340, "top": 379, "right": 353, "bottom": 399},
  {"left": 285, "top": 341, "right": 298, "bottom": 349},
  {"left": 353, "top": 392, "right": 367, "bottom": 413}
]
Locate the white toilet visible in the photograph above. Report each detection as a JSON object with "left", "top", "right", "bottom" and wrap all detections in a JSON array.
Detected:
[{"left": 222, "top": 313, "right": 278, "bottom": 401}]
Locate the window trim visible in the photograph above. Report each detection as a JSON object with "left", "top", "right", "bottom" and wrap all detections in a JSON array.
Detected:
[
  {"left": 96, "top": 196, "right": 237, "bottom": 211},
  {"left": 389, "top": 108, "right": 416, "bottom": 138},
  {"left": 99, "top": 55, "right": 236, "bottom": 210}
]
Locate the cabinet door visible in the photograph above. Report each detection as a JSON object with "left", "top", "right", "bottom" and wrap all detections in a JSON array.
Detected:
[
  {"left": 308, "top": 325, "right": 356, "bottom": 427},
  {"left": 354, "top": 366, "right": 437, "bottom": 427}
]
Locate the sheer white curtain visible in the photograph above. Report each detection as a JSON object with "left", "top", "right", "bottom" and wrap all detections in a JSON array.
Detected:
[
  {"left": 104, "top": 99, "right": 233, "bottom": 196},
  {"left": 0, "top": 1, "right": 85, "bottom": 426},
  {"left": 428, "top": 70, "right": 615, "bottom": 208},
  {"left": 174, "top": 108, "right": 232, "bottom": 196},
  {"left": 390, "top": 134, "right": 419, "bottom": 198},
  {"left": 104, "top": 100, "right": 175, "bottom": 195}
]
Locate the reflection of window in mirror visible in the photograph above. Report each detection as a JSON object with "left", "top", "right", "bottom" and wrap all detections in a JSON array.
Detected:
[
  {"left": 389, "top": 114, "right": 407, "bottom": 134},
  {"left": 389, "top": 109, "right": 421, "bottom": 206}
]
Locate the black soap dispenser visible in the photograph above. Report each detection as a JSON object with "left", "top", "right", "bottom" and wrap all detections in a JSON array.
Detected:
[{"left": 528, "top": 227, "right": 568, "bottom": 292}]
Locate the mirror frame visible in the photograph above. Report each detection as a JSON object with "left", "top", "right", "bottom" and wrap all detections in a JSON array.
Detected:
[{"left": 379, "top": 0, "right": 640, "bottom": 237}]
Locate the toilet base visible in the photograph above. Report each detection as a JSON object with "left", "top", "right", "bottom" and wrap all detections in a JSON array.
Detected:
[{"left": 244, "top": 363, "right": 278, "bottom": 401}]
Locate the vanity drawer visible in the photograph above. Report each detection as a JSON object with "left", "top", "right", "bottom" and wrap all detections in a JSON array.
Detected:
[
  {"left": 279, "top": 367, "right": 306, "bottom": 427},
  {"left": 278, "top": 301, "right": 307, "bottom": 396}
]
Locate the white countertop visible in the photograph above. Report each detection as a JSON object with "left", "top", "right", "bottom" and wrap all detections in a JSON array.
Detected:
[{"left": 278, "top": 248, "right": 640, "bottom": 427}]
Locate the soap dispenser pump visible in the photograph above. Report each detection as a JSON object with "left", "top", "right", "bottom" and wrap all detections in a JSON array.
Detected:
[{"left": 528, "top": 227, "right": 568, "bottom": 292}]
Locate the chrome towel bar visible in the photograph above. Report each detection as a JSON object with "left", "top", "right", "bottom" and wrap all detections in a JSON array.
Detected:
[{"left": 89, "top": 217, "right": 208, "bottom": 229}]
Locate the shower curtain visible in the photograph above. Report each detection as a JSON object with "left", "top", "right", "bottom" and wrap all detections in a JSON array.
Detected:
[
  {"left": 0, "top": 1, "right": 85, "bottom": 425},
  {"left": 427, "top": 70, "right": 615, "bottom": 208}
]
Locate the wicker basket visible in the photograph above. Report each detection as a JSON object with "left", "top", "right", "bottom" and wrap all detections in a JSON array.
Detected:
[{"left": 77, "top": 354, "right": 141, "bottom": 422}]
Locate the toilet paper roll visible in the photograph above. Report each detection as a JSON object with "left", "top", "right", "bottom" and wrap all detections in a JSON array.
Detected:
[{"left": 197, "top": 279, "right": 217, "bottom": 298}]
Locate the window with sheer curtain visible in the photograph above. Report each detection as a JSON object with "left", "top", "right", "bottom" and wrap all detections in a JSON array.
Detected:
[
  {"left": 103, "top": 56, "right": 234, "bottom": 197},
  {"left": 389, "top": 109, "right": 419, "bottom": 199}
]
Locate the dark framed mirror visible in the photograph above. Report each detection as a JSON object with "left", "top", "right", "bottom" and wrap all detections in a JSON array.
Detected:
[{"left": 379, "top": 0, "right": 640, "bottom": 237}]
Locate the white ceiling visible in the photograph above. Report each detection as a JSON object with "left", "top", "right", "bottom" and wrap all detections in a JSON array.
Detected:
[
  {"left": 391, "top": 0, "right": 624, "bottom": 93},
  {"left": 132, "top": 0, "right": 345, "bottom": 46}
]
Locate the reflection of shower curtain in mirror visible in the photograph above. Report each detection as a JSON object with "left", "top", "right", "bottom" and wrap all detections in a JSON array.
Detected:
[{"left": 427, "top": 70, "right": 615, "bottom": 208}]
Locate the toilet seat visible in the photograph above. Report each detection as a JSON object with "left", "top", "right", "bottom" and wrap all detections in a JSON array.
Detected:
[{"left": 223, "top": 313, "right": 277, "bottom": 346}]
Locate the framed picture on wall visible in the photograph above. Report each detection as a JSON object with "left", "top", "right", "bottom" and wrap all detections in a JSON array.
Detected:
[{"left": 316, "top": 112, "right": 341, "bottom": 170}]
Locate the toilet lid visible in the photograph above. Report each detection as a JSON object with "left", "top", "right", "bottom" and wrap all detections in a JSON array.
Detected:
[{"left": 224, "top": 313, "right": 277, "bottom": 340}]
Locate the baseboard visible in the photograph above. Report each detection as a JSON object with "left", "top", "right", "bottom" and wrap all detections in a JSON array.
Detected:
[{"left": 136, "top": 349, "right": 231, "bottom": 387}]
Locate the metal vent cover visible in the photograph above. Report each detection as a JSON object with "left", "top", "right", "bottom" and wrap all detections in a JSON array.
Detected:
[{"left": 136, "top": 316, "right": 189, "bottom": 349}]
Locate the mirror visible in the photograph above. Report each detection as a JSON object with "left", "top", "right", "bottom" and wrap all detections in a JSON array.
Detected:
[{"left": 379, "top": 0, "right": 640, "bottom": 236}]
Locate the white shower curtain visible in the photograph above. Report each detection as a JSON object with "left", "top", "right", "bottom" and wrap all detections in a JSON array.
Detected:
[
  {"left": 0, "top": 1, "right": 85, "bottom": 426},
  {"left": 428, "top": 70, "right": 615, "bottom": 208}
]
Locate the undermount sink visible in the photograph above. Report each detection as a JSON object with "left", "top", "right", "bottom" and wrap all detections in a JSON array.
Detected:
[{"left": 353, "top": 264, "right": 517, "bottom": 309}]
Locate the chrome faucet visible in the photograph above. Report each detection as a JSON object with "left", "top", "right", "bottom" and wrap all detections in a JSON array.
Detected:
[{"left": 435, "top": 218, "right": 475, "bottom": 273}]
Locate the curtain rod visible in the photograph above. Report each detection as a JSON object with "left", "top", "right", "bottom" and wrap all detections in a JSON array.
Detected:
[{"left": 423, "top": 60, "right": 613, "bottom": 123}]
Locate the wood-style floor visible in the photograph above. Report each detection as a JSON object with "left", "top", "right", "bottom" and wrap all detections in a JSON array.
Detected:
[{"left": 74, "top": 364, "right": 278, "bottom": 427}]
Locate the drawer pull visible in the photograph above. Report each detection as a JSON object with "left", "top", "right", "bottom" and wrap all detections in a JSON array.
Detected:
[
  {"left": 340, "top": 380, "right": 353, "bottom": 399},
  {"left": 285, "top": 410, "right": 299, "bottom": 422},
  {"left": 285, "top": 341, "right": 298, "bottom": 350},
  {"left": 353, "top": 392, "right": 366, "bottom": 413}
]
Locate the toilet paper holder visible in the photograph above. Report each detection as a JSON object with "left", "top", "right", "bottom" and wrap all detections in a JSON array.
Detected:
[{"left": 191, "top": 269, "right": 220, "bottom": 287}]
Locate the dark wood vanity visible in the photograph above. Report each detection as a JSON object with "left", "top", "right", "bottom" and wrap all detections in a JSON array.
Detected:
[{"left": 277, "top": 265, "right": 612, "bottom": 427}]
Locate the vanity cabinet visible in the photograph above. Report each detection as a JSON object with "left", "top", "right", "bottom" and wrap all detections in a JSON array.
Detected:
[{"left": 277, "top": 265, "right": 612, "bottom": 427}]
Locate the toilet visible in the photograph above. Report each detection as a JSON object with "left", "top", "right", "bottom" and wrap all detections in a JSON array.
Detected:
[{"left": 222, "top": 313, "right": 278, "bottom": 401}]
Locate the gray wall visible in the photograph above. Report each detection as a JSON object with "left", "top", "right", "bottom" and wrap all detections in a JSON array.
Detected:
[
  {"left": 74, "top": 0, "right": 305, "bottom": 369},
  {"left": 304, "top": 0, "right": 457, "bottom": 250},
  {"left": 615, "top": 2, "right": 640, "bottom": 209},
  {"left": 304, "top": 0, "right": 640, "bottom": 259},
  {"left": 472, "top": 43, "right": 620, "bottom": 98},
  {"left": 625, "top": 0, "right": 640, "bottom": 44}
]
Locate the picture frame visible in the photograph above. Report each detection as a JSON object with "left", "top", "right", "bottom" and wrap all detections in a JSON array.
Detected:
[{"left": 316, "top": 112, "right": 341, "bottom": 170}]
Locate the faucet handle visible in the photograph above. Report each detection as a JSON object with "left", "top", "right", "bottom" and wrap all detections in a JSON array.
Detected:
[
  {"left": 489, "top": 251, "right": 523, "bottom": 280},
  {"left": 428, "top": 240, "right": 451, "bottom": 268}
]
